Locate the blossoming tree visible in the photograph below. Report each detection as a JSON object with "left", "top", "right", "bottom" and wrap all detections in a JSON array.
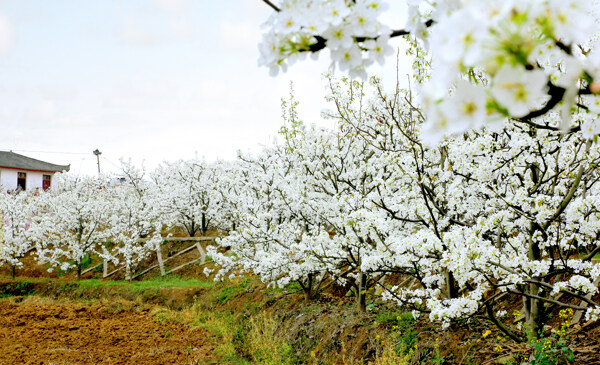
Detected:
[
  {"left": 36, "top": 173, "right": 111, "bottom": 280},
  {"left": 152, "top": 160, "right": 226, "bottom": 236},
  {"left": 321, "top": 74, "right": 600, "bottom": 340},
  {"left": 0, "top": 191, "right": 40, "bottom": 279},
  {"left": 106, "top": 160, "right": 163, "bottom": 281}
]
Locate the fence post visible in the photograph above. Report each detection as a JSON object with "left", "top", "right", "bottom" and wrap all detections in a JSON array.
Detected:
[
  {"left": 196, "top": 243, "right": 206, "bottom": 264},
  {"left": 102, "top": 246, "right": 108, "bottom": 278},
  {"left": 156, "top": 244, "right": 166, "bottom": 277},
  {"left": 571, "top": 276, "right": 600, "bottom": 326}
]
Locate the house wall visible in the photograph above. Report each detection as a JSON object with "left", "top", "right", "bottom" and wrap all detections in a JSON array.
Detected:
[
  {"left": 0, "top": 168, "right": 53, "bottom": 192},
  {"left": 1, "top": 169, "right": 17, "bottom": 190}
]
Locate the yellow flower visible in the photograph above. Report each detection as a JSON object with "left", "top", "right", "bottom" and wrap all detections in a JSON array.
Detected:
[{"left": 482, "top": 330, "right": 491, "bottom": 338}]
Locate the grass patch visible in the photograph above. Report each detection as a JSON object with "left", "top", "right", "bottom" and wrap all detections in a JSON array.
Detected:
[
  {"left": 71, "top": 276, "right": 215, "bottom": 291},
  {"left": 215, "top": 285, "right": 245, "bottom": 304},
  {"left": 0, "top": 281, "right": 35, "bottom": 297},
  {"left": 151, "top": 299, "right": 292, "bottom": 364}
]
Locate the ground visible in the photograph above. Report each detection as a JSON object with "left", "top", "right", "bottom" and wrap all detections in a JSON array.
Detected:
[{"left": 0, "top": 298, "right": 212, "bottom": 365}]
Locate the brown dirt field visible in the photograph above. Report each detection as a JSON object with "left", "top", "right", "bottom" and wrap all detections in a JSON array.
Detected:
[{"left": 0, "top": 300, "right": 213, "bottom": 365}]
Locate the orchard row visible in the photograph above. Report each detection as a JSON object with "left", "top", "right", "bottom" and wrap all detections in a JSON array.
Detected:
[{"left": 3, "top": 75, "right": 600, "bottom": 342}]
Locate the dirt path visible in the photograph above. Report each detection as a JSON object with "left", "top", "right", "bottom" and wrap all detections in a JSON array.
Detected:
[{"left": 0, "top": 300, "right": 213, "bottom": 364}]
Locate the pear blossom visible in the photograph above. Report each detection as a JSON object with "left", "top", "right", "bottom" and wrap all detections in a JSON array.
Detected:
[
  {"left": 490, "top": 65, "right": 549, "bottom": 117},
  {"left": 331, "top": 44, "right": 364, "bottom": 71},
  {"left": 364, "top": 35, "right": 393, "bottom": 65},
  {"left": 582, "top": 118, "right": 600, "bottom": 140}
]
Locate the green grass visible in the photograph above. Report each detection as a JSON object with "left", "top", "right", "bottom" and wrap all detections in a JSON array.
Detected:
[
  {"left": 0, "top": 275, "right": 214, "bottom": 294},
  {"left": 0, "top": 281, "right": 35, "bottom": 297},
  {"left": 73, "top": 276, "right": 215, "bottom": 290},
  {"left": 215, "top": 284, "right": 245, "bottom": 304}
]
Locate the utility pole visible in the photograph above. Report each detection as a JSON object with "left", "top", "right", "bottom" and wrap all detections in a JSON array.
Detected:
[{"left": 93, "top": 149, "right": 102, "bottom": 177}]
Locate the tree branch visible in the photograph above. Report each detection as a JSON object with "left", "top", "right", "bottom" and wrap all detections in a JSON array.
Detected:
[
  {"left": 306, "top": 20, "right": 435, "bottom": 53},
  {"left": 262, "top": 0, "right": 280, "bottom": 12}
]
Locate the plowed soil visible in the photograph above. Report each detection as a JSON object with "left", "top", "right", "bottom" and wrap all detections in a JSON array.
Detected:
[{"left": 0, "top": 300, "right": 212, "bottom": 365}]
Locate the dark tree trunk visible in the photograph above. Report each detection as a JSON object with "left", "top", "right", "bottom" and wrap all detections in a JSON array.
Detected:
[
  {"left": 357, "top": 273, "right": 367, "bottom": 312},
  {"left": 201, "top": 213, "right": 207, "bottom": 235},
  {"left": 187, "top": 221, "right": 197, "bottom": 237},
  {"left": 446, "top": 270, "right": 458, "bottom": 299},
  {"left": 305, "top": 273, "right": 313, "bottom": 301}
]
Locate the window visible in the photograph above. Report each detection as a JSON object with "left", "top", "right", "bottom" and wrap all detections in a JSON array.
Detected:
[
  {"left": 17, "top": 172, "right": 26, "bottom": 191},
  {"left": 43, "top": 174, "right": 51, "bottom": 191}
]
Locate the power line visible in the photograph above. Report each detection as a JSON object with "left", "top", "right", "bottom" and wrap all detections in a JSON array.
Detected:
[
  {"left": 101, "top": 156, "right": 121, "bottom": 170},
  {"left": 2, "top": 149, "right": 91, "bottom": 156}
]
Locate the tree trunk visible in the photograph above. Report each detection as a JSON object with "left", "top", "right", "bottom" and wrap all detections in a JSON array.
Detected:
[
  {"left": 11, "top": 264, "right": 15, "bottom": 280},
  {"left": 524, "top": 223, "right": 544, "bottom": 338},
  {"left": 188, "top": 221, "right": 196, "bottom": 237},
  {"left": 357, "top": 272, "right": 367, "bottom": 312},
  {"left": 305, "top": 273, "right": 313, "bottom": 301},
  {"left": 77, "top": 263, "right": 82, "bottom": 281},
  {"left": 201, "top": 213, "right": 207, "bottom": 235},
  {"left": 523, "top": 283, "right": 544, "bottom": 339},
  {"left": 445, "top": 270, "right": 458, "bottom": 299}
]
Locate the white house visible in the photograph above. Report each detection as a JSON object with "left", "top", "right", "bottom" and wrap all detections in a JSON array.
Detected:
[{"left": 0, "top": 151, "right": 70, "bottom": 192}]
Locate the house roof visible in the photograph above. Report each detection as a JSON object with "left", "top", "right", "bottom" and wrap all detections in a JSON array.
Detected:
[{"left": 0, "top": 151, "right": 70, "bottom": 172}]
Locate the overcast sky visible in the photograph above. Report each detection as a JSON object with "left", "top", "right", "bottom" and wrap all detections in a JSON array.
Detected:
[{"left": 0, "top": 0, "right": 410, "bottom": 176}]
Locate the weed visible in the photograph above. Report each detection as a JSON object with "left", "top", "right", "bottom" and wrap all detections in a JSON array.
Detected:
[
  {"left": 530, "top": 337, "right": 574, "bottom": 364},
  {"left": 370, "top": 337, "right": 413, "bottom": 365},
  {"left": 431, "top": 337, "right": 445, "bottom": 364},
  {"left": 215, "top": 285, "right": 244, "bottom": 304},
  {"left": 387, "top": 312, "right": 418, "bottom": 356},
  {"left": 529, "top": 309, "right": 575, "bottom": 364},
  {"left": 0, "top": 281, "right": 34, "bottom": 297},
  {"left": 248, "top": 311, "right": 292, "bottom": 364}
]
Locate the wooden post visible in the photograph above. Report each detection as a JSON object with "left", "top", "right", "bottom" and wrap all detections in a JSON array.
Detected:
[
  {"left": 571, "top": 277, "right": 600, "bottom": 326},
  {"left": 156, "top": 246, "right": 166, "bottom": 277},
  {"left": 102, "top": 247, "right": 108, "bottom": 278},
  {"left": 196, "top": 243, "right": 206, "bottom": 264}
]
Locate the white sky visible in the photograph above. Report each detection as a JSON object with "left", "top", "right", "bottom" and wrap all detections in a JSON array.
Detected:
[{"left": 0, "top": 0, "right": 411, "bottom": 176}]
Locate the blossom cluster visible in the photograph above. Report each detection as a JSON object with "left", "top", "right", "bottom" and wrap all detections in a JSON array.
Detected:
[
  {"left": 259, "top": 0, "right": 600, "bottom": 144},
  {"left": 259, "top": 0, "right": 393, "bottom": 79}
]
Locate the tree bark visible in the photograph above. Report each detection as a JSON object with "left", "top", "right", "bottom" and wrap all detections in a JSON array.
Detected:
[
  {"left": 445, "top": 270, "right": 457, "bottom": 299},
  {"left": 357, "top": 272, "right": 367, "bottom": 312},
  {"left": 305, "top": 273, "right": 313, "bottom": 301},
  {"left": 201, "top": 213, "right": 207, "bottom": 235},
  {"left": 524, "top": 223, "right": 544, "bottom": 338}
]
